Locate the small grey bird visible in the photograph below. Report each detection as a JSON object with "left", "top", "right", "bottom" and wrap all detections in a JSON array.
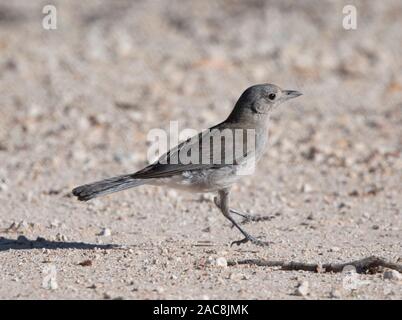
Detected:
[{"left": 72, "top": 84, "right": 302, "bottom": 246}]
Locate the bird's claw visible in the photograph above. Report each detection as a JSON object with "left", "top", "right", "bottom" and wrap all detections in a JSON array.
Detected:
[{"left": 230, "top": 235, "right": 270, "bottom": 247}]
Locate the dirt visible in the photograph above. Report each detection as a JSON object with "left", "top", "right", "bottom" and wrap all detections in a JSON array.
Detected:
[{"left": 0, "top": 0, "right": 401, "bottom": 299}]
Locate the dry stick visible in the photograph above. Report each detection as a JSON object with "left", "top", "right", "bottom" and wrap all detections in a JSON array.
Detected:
[{"left": 227, "top": 256, "right": 402, "bottom": 274}]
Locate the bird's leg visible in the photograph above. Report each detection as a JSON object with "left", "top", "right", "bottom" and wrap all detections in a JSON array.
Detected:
[
  {"left": 216, "top": 189, "right": 270, "bottom": 247},
  {"left": 214, "top": 197, "right": 275, "bottom": 225}
]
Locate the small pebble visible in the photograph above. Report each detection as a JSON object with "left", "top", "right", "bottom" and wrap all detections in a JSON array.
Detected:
[
  {"left": 229, "top": 273, "right": 246, "bottom": 281},
  {"left": 49, "top": 280, "right": 58, "bottom": 290},
  {"left": 383, "top": 269, "right": 402, "bottom": 281},
  {"left": 295, "top": 281, "right": 309, "bottom": 297},
  {"left": 156, "top": 287, "right": 165, "bottom": 294},
  {"left": 99, "top": 228, "right": 111, "bottom": 237},
  {"left": 78, "top": 260, "right": 93, "bottom": 267},
  {"left": 0, "top": 180, "right": 8, "bottom": 192},
  {"left": 215, "top": 257, "right": 228, "bottom": 268},
  {"left": 56, "top": 233, "right": 68, "bottom": 241},
  {"left": 330, "top": 289, "right": 342, "bottom": 298},
  {"left": 206, "top": 256, "right": 215, "bottom": 265},
  {"left": 300, "top": 183, "right": 313, "bottom": 193},
  {"left": 50, "top": 220, "right": 60, "bottom": 228},
  {"left": 337, "top": 202, "right": 348, "bottom": 210},
  {"left": 167, "top": 189, "right": 179, "bottom": 199}
]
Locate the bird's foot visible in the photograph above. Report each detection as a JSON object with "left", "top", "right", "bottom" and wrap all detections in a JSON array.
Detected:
[{"left": 230, "top": 235, "right": 271, "bottom": 247}]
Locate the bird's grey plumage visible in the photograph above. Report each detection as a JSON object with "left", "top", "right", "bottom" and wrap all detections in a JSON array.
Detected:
[{"left": 72, "top": 83, "right": 302, "bottom": 246}]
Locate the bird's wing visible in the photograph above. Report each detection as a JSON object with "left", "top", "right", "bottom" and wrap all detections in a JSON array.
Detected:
[{"left": 131, "top": 123, "right": 254, "bottom": 179}]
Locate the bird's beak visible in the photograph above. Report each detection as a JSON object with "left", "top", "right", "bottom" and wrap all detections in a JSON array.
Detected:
[{"left": 283, "top": 90, "right": 303, "bottom": 100}]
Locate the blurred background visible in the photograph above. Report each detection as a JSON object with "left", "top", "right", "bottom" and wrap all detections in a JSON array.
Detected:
[
  {"left": 0, "top": 0, "right": 401, "bottom": 191},
  {"left": 0, "top": 0, "right": 401, "bottom": 299}
]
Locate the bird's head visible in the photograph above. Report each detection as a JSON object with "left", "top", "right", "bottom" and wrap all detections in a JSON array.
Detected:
[{"left": 227, "top": 83, "right": 302, "bottom": 124}]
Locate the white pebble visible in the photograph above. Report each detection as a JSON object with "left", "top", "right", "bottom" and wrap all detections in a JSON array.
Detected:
[
  {"left": 99, "top": 228, "right": 111, "bottom": 237},
  {"left": 299, "top": 183, "right": 313, "bottom": 193},
  {"left": 0, "top": 180, "right": 8, "bottom": 192},
  {"left": 330, "top": 289, "right": 342, "bottom": 298},
  {"left": 49, "top": 279, "right": 58, "bottom": 290},
  {"left": 167, "top": 189, "right": 179, "bottom": 199},
  {"left": 215, "top": 257, "right": 228, "bottom": 268},
  {"left": 295, "top": 281, "right": 309, "bottom": 296},
  {"left": 50, "top": 220, "right": 60, "bottom": 228},
  {"left": 156, "top": 286, "right": 165, "bottom": 294},
  {"left": 383, "top": 269, "right": 402, "bottom": 281}
]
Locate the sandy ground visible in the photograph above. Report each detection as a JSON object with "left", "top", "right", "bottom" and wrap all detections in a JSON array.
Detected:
[{"left": 0, "top": 0, "right": 401, "bottom": 299}]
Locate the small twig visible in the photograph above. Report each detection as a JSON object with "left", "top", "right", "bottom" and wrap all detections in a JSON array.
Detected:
[{"left": 227, "top": 256, "right": 402, "bottom": 274}]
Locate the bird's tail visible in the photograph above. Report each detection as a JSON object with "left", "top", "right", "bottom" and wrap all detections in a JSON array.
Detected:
[{"left": 72, "top": 174, "right": 145, "bottom": 201}]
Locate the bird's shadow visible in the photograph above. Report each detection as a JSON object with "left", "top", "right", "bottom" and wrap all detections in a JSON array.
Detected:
[{"left": 0, "top": 235, "right": 118, "bottom": 251}]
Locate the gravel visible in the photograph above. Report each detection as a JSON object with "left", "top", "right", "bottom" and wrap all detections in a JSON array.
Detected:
[{"left": 0, "top": 0, "right": 401, "bottom": 300}]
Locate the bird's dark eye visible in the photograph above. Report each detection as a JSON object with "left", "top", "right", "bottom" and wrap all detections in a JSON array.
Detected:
[{"left": 268, "top": 93, "right": 276, "bottom": 100}]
